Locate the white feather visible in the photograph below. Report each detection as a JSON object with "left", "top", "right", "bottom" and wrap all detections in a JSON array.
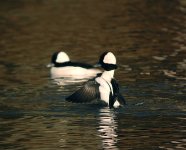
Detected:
[
  {"left": 51, "top": 66, "right": 101, "bottom": 79},
  {"left": 103, "top": 52, "right": 116, "bottom": 64},
  {"left": 95, "top": 70, "right": 115, "bottom": 104},
  {"left": 96, "top": 77, "right": 110, "bottom": 104},
  {"left": 56, "top": 52, "right": 70, "bottom": 63}
]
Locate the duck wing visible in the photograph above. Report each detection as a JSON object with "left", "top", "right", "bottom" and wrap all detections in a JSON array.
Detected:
[
  {"left": 109, "top": 92, "right": 116, "bottom": 109},
  {"left": 110, "top": 79, "right": 126, "bottom": 107},
  {"left": 66, "top": 79, "right": 100, "bottom": 103}
]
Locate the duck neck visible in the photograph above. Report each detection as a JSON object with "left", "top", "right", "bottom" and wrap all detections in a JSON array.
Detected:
[{"left": 101, "top": 70, "right": 115, "bottom": 81}]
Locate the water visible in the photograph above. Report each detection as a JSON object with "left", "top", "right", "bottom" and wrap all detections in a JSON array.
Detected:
[{"left": 0, "top": 0, "right": 186, "bottom": 149}]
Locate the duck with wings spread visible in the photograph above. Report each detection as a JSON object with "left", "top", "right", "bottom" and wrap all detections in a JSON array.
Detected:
[{"left": 66, "top": 52, "right": 126, "bottom": 108}]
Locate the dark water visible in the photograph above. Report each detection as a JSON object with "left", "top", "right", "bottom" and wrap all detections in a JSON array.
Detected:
[{"left": 0, "top": 0, "right": 186, "bottom": 149}]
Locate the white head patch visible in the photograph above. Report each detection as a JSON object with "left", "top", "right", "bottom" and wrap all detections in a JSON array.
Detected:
[
  {"left": 56, "top": 52, "right": 70, "bottom": 63},
  {"left": 103, "top": 52, "right": 116, "bottom": 64}
]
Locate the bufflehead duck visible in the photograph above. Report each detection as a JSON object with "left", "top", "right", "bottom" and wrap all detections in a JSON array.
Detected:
[
  {"left": 47, "top": 51, "right": 102, "bottom": 79},
  {"left": 66, "top": 52, "right": 126, "bottom": 108}
]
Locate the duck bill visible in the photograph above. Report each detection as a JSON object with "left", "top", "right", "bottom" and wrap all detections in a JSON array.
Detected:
[{"left": 46, "top": 63, "right": 54, "bottom": 68}]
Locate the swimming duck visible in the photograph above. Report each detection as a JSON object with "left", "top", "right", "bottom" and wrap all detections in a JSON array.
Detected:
[
  {"left": 66, "top": 52, "right": 126, "bottom": 108},
  {"left": 47, "top": 51, "right": 102, "bottom": 79}
]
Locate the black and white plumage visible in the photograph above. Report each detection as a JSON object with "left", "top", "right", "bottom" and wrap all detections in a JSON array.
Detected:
[
  {"left": 66, "top": 76, "right": 100, "bottom": 103},
  {"left": 47, "top": 51, "right": 101, "bottom": 79},
  {"left": 66, "top": 52, "right": 126, "bottom": 108}
]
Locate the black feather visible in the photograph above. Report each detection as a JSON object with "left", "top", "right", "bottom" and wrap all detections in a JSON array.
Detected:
[
  {"left": 54, "top": 61, "right": 94, "bottom": 69},
  {"left": 110, "top": 79, "right": 126, "bottom": 107},
  {"left": 66, "top": 80, "right": 100, "bottom": 103},
  {"left": 109, "top": 92, "right": 116, "bottom": 109}
]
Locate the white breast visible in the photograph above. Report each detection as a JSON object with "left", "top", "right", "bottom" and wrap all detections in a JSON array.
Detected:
[
  {"left": 96, "top": 77, "right": 113, "bottom": 104},
  {"left": 96, "top": 75, "right": 121, "bottom": 108}
]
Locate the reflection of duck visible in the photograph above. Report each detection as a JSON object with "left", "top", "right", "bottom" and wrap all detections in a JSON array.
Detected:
[
  {"left": 66, "top": 52, "right": 126, "bottom": 108},
  {"left": 47, "top": 51, "right": 101, "bottom": 79},
  {"left": 98, "top": 108, "right": 119, "bottom": 149}
]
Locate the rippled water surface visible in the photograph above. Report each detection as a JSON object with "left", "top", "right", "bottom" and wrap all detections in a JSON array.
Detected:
[{"left": 0, "top": 0, "right": 186, "bottom": 149}]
